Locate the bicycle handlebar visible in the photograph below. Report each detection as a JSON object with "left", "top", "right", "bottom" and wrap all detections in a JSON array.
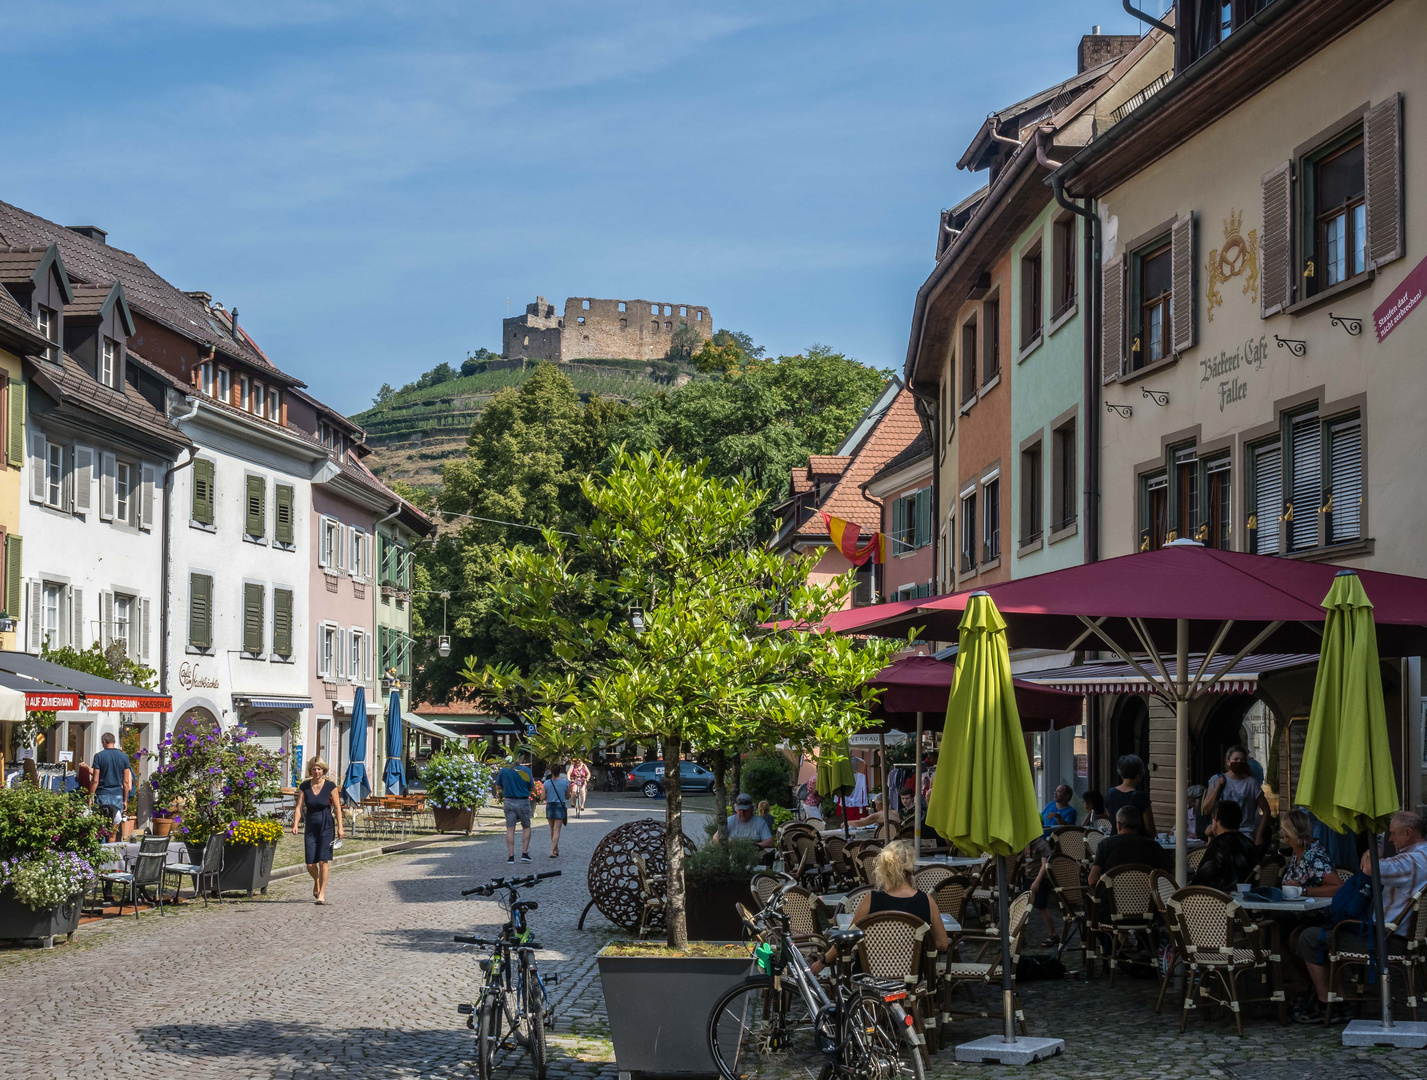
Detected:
[{"left": 461, "top": 870, "right": 562, "bottom": 897}]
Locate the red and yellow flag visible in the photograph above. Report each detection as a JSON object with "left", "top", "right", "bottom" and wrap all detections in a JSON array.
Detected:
[{"left": 821, "top": 512, "right": 886, "bottom": 566}]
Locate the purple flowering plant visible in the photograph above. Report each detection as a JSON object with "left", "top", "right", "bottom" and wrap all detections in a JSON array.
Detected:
[{"left": 144, "top": 727, "right": 284, "bottom": 843}]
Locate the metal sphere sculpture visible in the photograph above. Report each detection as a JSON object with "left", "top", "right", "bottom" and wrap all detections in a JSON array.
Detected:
[{"left": 583, "top": 817, "right": 695, "bottom": 933}]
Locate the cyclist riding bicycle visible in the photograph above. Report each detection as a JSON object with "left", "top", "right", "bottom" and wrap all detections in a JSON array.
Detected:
[{"left": 567, "top": 759, "right": 590, "bottom": 816}]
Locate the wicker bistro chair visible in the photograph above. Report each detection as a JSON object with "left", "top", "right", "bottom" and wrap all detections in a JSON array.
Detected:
[
  {"left": 1045, "top": 853, "right": 1092, "bottom": 972},
  {"left": 163, "top": 834, "right": 225, "bottom": 906},
  {"left": 1049, "top": 826, "right": 1091, "bottom": 864},
  {"left": 1254, "top": 854, "right": 1286, "bottom": 889},
  {"left": 100, "top": 851, "right": 170, "bottom": 920},
  {"left": 631, "top": 853, "right": 667, "bottom": 939},
  {"left": 932, "top": 877, "right": 970, "bottom": 926},
  {"left": 856, "top": 910, "right": 937, "bottom": 1058},
  {"left": 823, "top": 836, "right": 854, "bottom": 887},
  {"left": 779, "top": 885, "right": 830, "bottom": 960},
  {"left": 1325, "top": 883, "right": 1427, "bottom": 1018},
  {"left": 1163, "top": 886, "right": 1271, "bottom": 1036},
  {"left": 793, "top": 834, "right": 832, "bottom": 892},
  {"left": 1092, "top": 864, "right": 1159, "bottom": 986},
  {"left": 1187, "top": 846, "right": 1208, "bottom": 874},
  {"left": 940, "top": 890, "right": 1032, "bottom": 1037},
  {"left": 1150, "top": 869, "right": 1182, "bottom": 1013},
  {"left": 749, "top": 870, "right": 792, "bottom": 911},
  {"left": 914, "top": 865, "right": 956, "bottom": 896},
  {"left": 855, "top": 850, "right": 882, "bottom": 887},
  {"left": 840, "top": 885, "right": 872, "bottom": 916},
  {"left": 1084, "top": 830, "right": 1105, "bottom": 861}
]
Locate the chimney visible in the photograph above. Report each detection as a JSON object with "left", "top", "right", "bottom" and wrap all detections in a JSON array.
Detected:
[
  {"left": 66, "top": 225, "right": 107, "bottom": 244},
  {"left": 1078, "top": 31, "right": 1140, "bottom": 73},
  {"left": 185, "top": 291, "right": 212, "bottom": 306},
  {"left": 231, "top": 307, "right": 240, "bottom": 340}
]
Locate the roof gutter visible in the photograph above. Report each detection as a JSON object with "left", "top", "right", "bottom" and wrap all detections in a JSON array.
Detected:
[{"left": 1056, "top": 0, "right": 1298, "bottom": 195}]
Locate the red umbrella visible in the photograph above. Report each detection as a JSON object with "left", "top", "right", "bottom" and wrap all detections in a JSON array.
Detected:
[
  {"left": 809, "top": 542, "right": 1427, "bottom": 882},
  {"left": 866, "top": 655, "right": 1082, "bottom": 732}
]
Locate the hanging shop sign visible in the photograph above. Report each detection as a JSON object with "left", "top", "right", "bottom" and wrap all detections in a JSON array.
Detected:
[
  {"left": 1374, "top": 254, "right": 1427, "bottom": 342},
  {"left": 1205, "top": 210, "right": 1260, "bottom": 322},
  {"left": 85, "top": 694, "right": 173, "bottom": 713},
  {"left": 27, "top": 691, "right": 82, "bottom": 711}
]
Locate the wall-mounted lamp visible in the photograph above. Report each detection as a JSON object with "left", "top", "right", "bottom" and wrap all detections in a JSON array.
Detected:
[
  {"left": 1274, "top": 335, "right": 1307, "bottom": 357},
  {"left": 438, "top": 591, "right": 451, "bottom": 658},
  {"left": 1328, "top": 312, "right": 1362, "bottom": 337},
  {"left": 1141, "top": 387, "right": 1169, "bottom": 407},
  {"left": 1105, "top": 402, "right": 1133, "bottom": 419}
]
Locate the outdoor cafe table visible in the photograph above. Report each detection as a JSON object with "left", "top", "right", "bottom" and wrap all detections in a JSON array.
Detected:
[{"left": 1236, "top": 895, "right": 1332, "bottom": 1024}]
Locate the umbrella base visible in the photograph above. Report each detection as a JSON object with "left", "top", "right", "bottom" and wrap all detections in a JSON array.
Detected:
[
  {"left": 1342, "top": 1020, "right": 1427, "bottom": 1048},
  {"left": 954, "top": 1036, "right": 1064, "bottom": 1065}
]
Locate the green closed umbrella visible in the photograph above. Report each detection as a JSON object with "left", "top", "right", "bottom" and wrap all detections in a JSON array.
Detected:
[
  {"left": 925, "top": 593, "right": 1048, "bottom": 1054},
  {"left": 816, "top": 746, "right": 857, "bottom": 838},
  {"left": 1297, "top": 570, "right": 1412, "bottom": 1040}
]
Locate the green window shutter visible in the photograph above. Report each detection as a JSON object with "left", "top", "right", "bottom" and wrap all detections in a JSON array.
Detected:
[
  {"left": 243, "top": 582, "right": 264, "bottom": 654},
  {"left": 273, "top": 587, "right": 293, "bottom": 657},
  {"left": 192, "top": 459, "right": 215, "bottom": 525},
  {"left": 379, "top": 626, "right": 388, "bottom": 672},
  {"left": 275, "top": 484, "right": 294, "bottom": 545},
  {"left": 4, "top": 535, "right": 20, "bottom": 618},
  {"left": 188, "top": 573, "right": 212, "bottom": 649},
  {"left": 6, "top": 381, "right": 23, "bottom": 469},
  {"left": 245, "top": 475, "right": 265, "bottom": 538},
  {"left": 398, "top": 545, "right": 410, "bottom": 588}
]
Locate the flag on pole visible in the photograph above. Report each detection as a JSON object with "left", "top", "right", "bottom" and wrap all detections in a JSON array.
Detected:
[{"left": 821, "top": 512, "right": 886, "bottom": 566}]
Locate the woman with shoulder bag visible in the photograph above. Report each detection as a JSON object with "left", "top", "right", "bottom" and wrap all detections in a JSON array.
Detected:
[{"left": 545, "top": 763, "right": 570, "bottom": 858}]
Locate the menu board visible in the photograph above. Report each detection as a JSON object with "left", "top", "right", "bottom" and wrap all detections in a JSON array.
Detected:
[{"left": 1283, "top": 716, "right": 1309, "bottom": 805}]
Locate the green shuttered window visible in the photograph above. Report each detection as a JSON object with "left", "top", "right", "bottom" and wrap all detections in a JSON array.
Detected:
[
  {"left": 6, "top": 381, "right": 23, "bottom": 469},
  {"left": 189, "top": 572, "right": 213, "bottom": 649},
  {"left": 273, "top": 587, "right": 293, "bottom": 658},
  {"left": 243, "top": 582, "right": 264, "bottom": 655},
  {"left": 275, "top": 484, "right": 294, "bottom": 545},
  {"left": 192, "top": 459, "right": 215, "bottom": 525},
  {"left": 245, "top": 475, "right": 265, "bottom": 539},
  {"left": 4, "top": 535, "right": 20, "bottom": 618}
]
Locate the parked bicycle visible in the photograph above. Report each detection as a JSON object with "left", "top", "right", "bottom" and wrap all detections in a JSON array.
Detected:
[
  {"left": 455, "top": 870, "right": 562, "bottom": 1080},
  {"left": 706, "top": 887, "right": 925, "bottom": 1080}
]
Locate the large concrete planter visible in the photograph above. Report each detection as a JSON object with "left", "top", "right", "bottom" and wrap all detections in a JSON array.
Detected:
[
  {"left": 219, "top": 840, "right": 277, "bottom": 898},
  {"left": 0, "top": 892, "right": 83, "bottom": 948},
  {"left": 596, "top": 945, "right": 752, "bottom": 1077},
  {"left": 432, "top": 807, "right": 475, "bottom": 834}
]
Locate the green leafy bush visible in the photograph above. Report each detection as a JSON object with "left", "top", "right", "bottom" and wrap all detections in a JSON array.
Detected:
[
  {"left": 770, "top": 805, "right": 795, "bottom": 829},
  {"left": 0, "top": 786, "right": 104, "bottom": 863},
  {"left": 741, "top": 751, "right": 795, "bottom": 808},
  {"left": 684, "top": 838, "right": 763, "bottom": 888}
]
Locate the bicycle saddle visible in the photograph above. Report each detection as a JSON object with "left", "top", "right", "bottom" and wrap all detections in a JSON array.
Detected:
[{"left": 825, "top": 927, "right": 864, "bottom": 948}]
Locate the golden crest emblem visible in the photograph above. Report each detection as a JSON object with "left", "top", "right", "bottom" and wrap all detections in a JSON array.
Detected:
[{"left": 1205, "top": 209, "right": 1259, "bottom": 322}]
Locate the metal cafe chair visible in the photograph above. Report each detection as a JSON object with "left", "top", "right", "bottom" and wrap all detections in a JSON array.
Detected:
[
  {"left": 100, "top": 851, "right": 170, "bottom": 920},
  {"left": 164, "top": 834, "right": 225, "bottom": 906}
]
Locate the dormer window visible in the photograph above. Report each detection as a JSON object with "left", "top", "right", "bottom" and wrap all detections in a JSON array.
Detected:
[
  {"left": 268, "top": 387, "right": 280, "bottom": 423},
  {"left": 36, "top": 306, "right": 57, "bottom": 361},
  {"left": 253, "top": 381, "right": 266, "bottom": 418},
  {"left": 239, "top": 375, "right": 250, "bottom": 411},
  {"left": 218, "top": 365, "right": 231, "bottom": 403},
  {"left": 101, "top": 338, "right": 118, "bottom": 388}
]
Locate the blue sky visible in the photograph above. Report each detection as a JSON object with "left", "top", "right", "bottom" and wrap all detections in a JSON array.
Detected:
[{"left": 0, "top": 1, "right": 1154, "bottom": 415}]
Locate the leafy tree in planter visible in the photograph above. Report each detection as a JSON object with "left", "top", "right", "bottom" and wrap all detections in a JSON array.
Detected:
[{"left": 467, "top": 450, "right": 901, "bottom": 947}]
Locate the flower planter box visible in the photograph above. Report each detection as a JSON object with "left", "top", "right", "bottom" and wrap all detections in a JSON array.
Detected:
[
  {"left": 684, "top": 881, "right": 752, "bottom": 941},
  {"left": 432, "top": 807, "right": 475, "bottom": 835},
  {"left": 218, "top": 840, "right": 277, "bottom": 898},
  {"left": 597, "top": 944, "right": 752, "bottom": 1077},
  {"left": 0, "top": 892, "right": 83, "bottom": 948}
]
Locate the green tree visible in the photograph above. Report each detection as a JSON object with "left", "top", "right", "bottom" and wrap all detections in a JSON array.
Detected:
[
  {"left": 467, "top": 450, "right": 901, "bottom": 947},
  {"left": 372, "top": 383, "right": 396, "bottom": 407},
  {"left": 613, "top": 346, "right": 889, "bottom": 533},
  {"left": 714, "top": 328, "right": 764, "bottom": 358},
  {"left": 462, "top": 347, "right": 499, "bottom": 376},
  {"left": 666, "top": 321, "right": 702, "bottom": 365},
  {"left": 410, "top": 364, "right": 625, "bottom": 704}
]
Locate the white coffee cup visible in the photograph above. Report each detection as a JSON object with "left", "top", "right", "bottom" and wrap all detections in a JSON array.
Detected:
[{"left": 1282, "top": 885, "right": 1303, "bottom": 899}]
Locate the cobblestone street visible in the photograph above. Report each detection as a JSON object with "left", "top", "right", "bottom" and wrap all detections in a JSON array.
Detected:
[{"left": 3, "top": 795, "right": 1427, "bottom": 1079}]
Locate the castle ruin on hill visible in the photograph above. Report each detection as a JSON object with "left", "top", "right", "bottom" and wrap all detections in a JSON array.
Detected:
[{"left": 502, "top": 296, "right": 712, "bottom": 362}]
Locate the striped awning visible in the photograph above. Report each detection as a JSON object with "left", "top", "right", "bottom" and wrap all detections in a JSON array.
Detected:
[
  {"left": 1017, "top": 653, "right": 1319, "bottom": 696},
  {"left": 233, "top": 696, "right": 314, "bottom": 711}
]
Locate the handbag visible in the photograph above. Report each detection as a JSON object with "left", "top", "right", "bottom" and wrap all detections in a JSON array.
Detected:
[{"left": 1329, "top": 869, "right": 1373, "bottom": 924}]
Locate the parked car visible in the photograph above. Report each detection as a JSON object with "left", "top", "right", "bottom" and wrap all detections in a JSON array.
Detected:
[{"left": 626, "top": 761, "right": 717, "bottom": 798}]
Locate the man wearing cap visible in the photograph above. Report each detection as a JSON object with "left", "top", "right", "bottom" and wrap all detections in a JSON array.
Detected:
[{"left": 721, "top": 793, "right": 774, "bottom": 847}]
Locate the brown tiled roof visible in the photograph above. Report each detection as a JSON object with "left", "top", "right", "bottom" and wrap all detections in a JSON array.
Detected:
[
  {"left": 0, "top": 246, "right": 47, "bottom": 283},
  {"left": 866, "top": 432, "right": 931, "bottom": 487},
  {"left": 67, "top": 282, "right": 117, "bottom": 318},
  {"left": 0, "top": 202, "right": 290, "bottom": 378},
  {"left": 807, "top": 455, "right": 851, "bottom": 476},
  {"left": 793, "top": 387, "right": 922, "bottom": 538},
  {"left": 789, "top": 470, "right": 814, "bottom": 496},
  {"left": 0, "top": 283, "right": 42, "bottom": 345},
  {"left": 26, "top": 352, "right": 191, "bottom": 453}
]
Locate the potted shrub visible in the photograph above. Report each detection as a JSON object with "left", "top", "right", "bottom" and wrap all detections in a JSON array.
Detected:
[
  {"left": 422, "top": 751, "right": 491, "bottom": 834},
  {"left": 0, "top": 786, "right": 103, "bottom": 947},
  {"left": 215, "top": 819, "right": 284, "bottom": 897},
  {"left": 683, "top": 837, "right": 762, "bottom": 941}
]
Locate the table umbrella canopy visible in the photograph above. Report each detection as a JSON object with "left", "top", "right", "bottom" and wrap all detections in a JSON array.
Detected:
[
  {"left": 1297, "top": 571, "right": 1399, "bottom": 834},
  {"left": 383, "top": 689, "right": 407, "bottom": 796},
  {"left": 865, "top": 655, "right": 1082, "bottom": 732},
  {"left": 814, "top": 545, "right": 1427, "bottom": 656},
  {"left": 925, "top": 595, "right": 1041, "bottom": 858},
  {"left": 815, "top": 749, "right": 856, "bottom": 798},
  {"left": 343, "top": 687, "right": 371, "bottom": 805}
]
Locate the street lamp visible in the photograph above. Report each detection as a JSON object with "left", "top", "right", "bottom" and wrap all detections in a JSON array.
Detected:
[
  {"left": 630, "top": 607, "right": 645, "bottom": 635},
  {"left": 438, "top": 591, "right": 451, "bottom": 658}
]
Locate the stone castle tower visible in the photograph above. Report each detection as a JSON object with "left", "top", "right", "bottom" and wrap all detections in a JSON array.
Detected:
[{"left": 503, "top": 296, "right": 712, "bottom": 362}]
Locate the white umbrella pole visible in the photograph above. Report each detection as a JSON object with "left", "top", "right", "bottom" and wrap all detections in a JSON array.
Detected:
[
  {"left": 1175, "top": 618, "right": 1189, "bottom": 887},
  {"left": 914, "top": 712, "right": 924, "bottom": 852}
]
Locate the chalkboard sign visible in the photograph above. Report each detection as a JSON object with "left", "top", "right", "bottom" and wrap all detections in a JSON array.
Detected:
[{"left": 1283, "top": 716, "right": 1310, "bottom": 805}]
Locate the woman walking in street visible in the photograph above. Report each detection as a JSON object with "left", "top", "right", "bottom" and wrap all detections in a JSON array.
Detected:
[
  {"left": 545, "top": 763, "right": 570, "bottom": 858},
  {"left": 294, "top": 758, "right": 343, "bottom": 904}
]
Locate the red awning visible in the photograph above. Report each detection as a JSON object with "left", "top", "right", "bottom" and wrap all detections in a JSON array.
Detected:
[
  {"left": 864, "top": 655, "right": 1083, "bottom": 732},
  {"left": 815, "top": 545, "right": 1427, "bottom": 655}
]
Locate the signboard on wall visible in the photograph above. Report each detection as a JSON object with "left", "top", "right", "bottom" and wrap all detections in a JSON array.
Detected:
[{"left": 1374, "top": 254, "right": 1427, "bottom": 342}]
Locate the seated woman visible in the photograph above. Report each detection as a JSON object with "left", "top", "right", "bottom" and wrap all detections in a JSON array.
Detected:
[
  {"left": 1081, "top": 789, "right": 1111, "bottom": 834},
  {"left": 1279, "top": 807, "right": 1344, "bottom": 1016},
  {"left": 809, "top": 840, "right": 951, "bottom": 975},
  {"left": 1191, "top": 801, "right": 1260, "bottom": 892}
]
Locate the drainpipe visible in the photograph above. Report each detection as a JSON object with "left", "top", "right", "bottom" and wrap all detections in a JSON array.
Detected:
[
  {"left": 1037, "top": 127, "right": 1101, "bottom": 566},
  {"left": 160, "top": 394, "right": 201, "bottom": 751},
  {"left": 1122, "top": 0, "right": 1174, "bottom": 36}
]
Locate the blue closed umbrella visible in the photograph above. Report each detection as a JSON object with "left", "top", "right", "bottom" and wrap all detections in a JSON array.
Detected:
[
  {"left": 383, "top": 689, "right": 406, "bottom": 795},
  {"left": 343, "top": 687, "right": 371, "bottom": 805}
]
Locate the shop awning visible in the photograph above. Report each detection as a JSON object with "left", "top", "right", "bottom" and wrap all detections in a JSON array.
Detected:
[
  {"left": 0, "top": 651, "right": 170, "bottom": 712},
  {"left": 1017, "top": 653, "right": 1319, "bottom": 696},
  {"left": 0, "top": 668, "right": 82, "bottom": 711},
  {"left": 863, "top": 654, "right": 1083, "bottom": 732},
  {"left": 403, "top": 711, "right": 461, "bottom": 740},
  {"left": 232, "top": 696, "right": 314, "bottom": 711}
]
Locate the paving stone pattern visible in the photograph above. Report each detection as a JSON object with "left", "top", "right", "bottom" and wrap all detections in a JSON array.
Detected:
[{"left": 3, "top": 795, "right": 1427, "bottom": 1079}]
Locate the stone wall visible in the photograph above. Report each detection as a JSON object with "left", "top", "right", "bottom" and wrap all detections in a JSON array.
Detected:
[
  {"left": 560, "top": 297, "right": 712, "bottom": 361},
  {"left": 502, "top": 295, "right": 563, "bottom": 360}
]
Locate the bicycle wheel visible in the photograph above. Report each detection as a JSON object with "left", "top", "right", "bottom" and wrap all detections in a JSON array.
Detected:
[
  {"left": 527, "top": 974, "right": 548, "bottom": 1080},
  {"left": 475, "top": 1000, "right": 497, "bottom": 1080},
  {"left": 707, "top": 976, "right": 819, "bottom": 1080},
  {"left": 840, "top": 989, "right": 924, "bottom": 1080}
]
